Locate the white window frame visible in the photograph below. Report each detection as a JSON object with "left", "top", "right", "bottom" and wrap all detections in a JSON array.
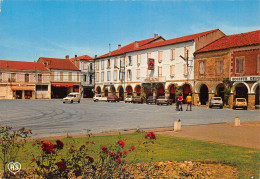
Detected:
[
  {"left": 114, "top": 70, "right": 117, "bottom": 81},
  {"left": 107, "top": 71, "right": 111, "bottom": 81}
]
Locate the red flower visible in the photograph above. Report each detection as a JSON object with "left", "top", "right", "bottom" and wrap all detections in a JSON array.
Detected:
[
  {"left": 145, "top": 132, "right": 157, "bottom": 140},
  {"left": 117, "top": 140, "right": 125, "bottom": 147},
  {"left": 123, "top": 151, "right": 127, "bottom": 154},
  {"left": 86, "top": 156, "right": 94, "bottom": 163},
  {"left": 128, "top": 149, "right": 132, "bottom": 152},
  {"left": 131, "top": 146, "right": 135, "bottom": 150},
  {"left": 65, "top": 142, "right": 68, "bottom": 145},
  {"left": 69, "top": 148, "right": 76, "bottom": 153},
  {"left": 109, "top": 151, "right": 115, "bottom": 157},
  {"left": 56, "top": 160, "right": 67, "bottom": 172},
  {"left": 31, "top": 158, "right": 35, "bottom": 162},
  {"left": 101, "top": 146, "right": 109, "bottom": 153},
  {"left": 32, "top": 143, "right": 36, "bottom": 147},
  {"left": 116, "top": 151, "right": 123, "bottom": 157},
  {"left": 41, "top": 142, "right": 55, "bottom": 154},
  {"left": 116, "top": 157, "right": 122, "bottom": 164},
  {"left": 86, "top": 141, "right": 89, "bottom": 145},
  {"left": 56, "top": 140, "right": 64, "bottom": 150}
]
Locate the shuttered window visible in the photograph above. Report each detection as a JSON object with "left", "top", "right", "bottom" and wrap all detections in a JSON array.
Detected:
[
  {"left": 96, "top": 61, "right": 99, "bottom": 70},
  {"left": 199, "top": 61, "right": 205, "bottom": 75},
  {"left": 216, "top": 59, "right": 223, "bottom": 75},
  {"left": 137, "top": 54, "right": 141, "bottom": 65},
  {"left": 136, "top": 69, "right": 140, "bottom": 79},
  {"left": 147, "top": 69, "right": 151, "bottom": 77},
  {"left": 114, "top": 58, "right": 117, "bottom": 67},
  {"left": 147, "top": 52, "right": 151, "bottom": 59},
  {"left": 101, "top": 60, "right": 104, "bottom": 70},
  {"left": 170, "top": 49, "right": 175, "bottom": 60},
  {"left": 170, "top": 65, "right": 175, "bottom": 76},
  {"left": 96, "top": 72, "right": 99, "bottom": 82},
  {"left": 184, "top": 64, "right": 188, "bottom": 76},
  {"left": 158, "top": 66, "right": 162, "bottom": 77},
  {"left": 114, "top": 71, "right": 117, "bottom": 81},
  {"left": 158, "top": 51, "right": 163, "bottom": 63},
  {"left": 236, "top": 57, "right": 244, "bottom": 73},
  {"left": 101, "top": 72, "right": 104, "bottom": 81},
  {"left": 125, "top": 56, "right": 128, "bottom": 67},
  {"left": 107, "top": 71, "right": 111, "bottom": 81},
  {"left": 127, "top": 70, "right": 132, "bottom": 81},
  {"left": 83, "top": 63, "right": 88, "bottom": 70}
]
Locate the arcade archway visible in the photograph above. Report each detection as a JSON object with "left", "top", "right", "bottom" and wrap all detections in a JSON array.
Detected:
[
  {"left": 118, "top": 86, "right": 124, "bottom": 101},
  {"left": 199, "top": 84, "right": 209, "bottom": 105},
  {"left": 156, "top": 83, "right": 165, "bottom": 97},
  {"left": 234, "top": 83, "right": 248, "bottom": 101},
  {"left": 135, "top": 85, "right": 141, "bottom": 96},
  {"left": 168, "top": 84, "right": 176, "bottom": 103},
  {"left": 96, "top": 86, "right": 101, "bottom": 94},
  {"left": 126, "top": 85, "right": 133, "bottom": 95},
  {"left": 182, "top": 83, "right": 192, "bottom": 103}
]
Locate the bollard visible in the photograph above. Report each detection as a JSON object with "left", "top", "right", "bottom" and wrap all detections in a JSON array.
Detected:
[
  {"left": 234, "top": 117, "right": 240, "bottom": 126},
  {"left": 174, "top": 120, "right": 182, "bottom": 131}
]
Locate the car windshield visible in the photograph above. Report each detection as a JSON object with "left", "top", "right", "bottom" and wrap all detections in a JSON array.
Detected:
[
  {"left": 237, "top": 98, "right": 246, "bottom": 102},
  {"left": 127, "top": 95, "right": 132, "bottom": 98},
  {"left": 212, "top": 97, "right": 221, "bottom": 101},
  {"left": 67, "top": 94, "right": 74, "bottom": 97},
  {"left": 158, "top": 96, "right": 165, "bottom": 99}
]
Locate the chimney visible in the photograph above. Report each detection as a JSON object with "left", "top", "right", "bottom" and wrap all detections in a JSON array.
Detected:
[
  {"left": 134, "top": 41, "right": 139, "bottom": 48},
  {"left": 95, "top": 55, "right": 97, "bottom": 58},
  {"left": 65, "top": 55, "right": 69, "bottom": 59},
  {"left": 154, "top": 34, "right": 158, "bottom": 39},
  {"left": 75, "top": 55, "right": 77, "bottom": 60},
  {"left": 118, "top": 44, "right": 121, "bottom": 49}
]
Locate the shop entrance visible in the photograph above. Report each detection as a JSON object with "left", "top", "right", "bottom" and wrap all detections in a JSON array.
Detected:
[
  {"left": 126, "top": 86, "right": 133, "bottom": 95},
  {"left": 215, "top": 84, "right": 224, "bottom": 100},
  {"left": 52, "top": 87, "right": 68, "bottom": 99},
  {"left": 14, "top": 90, "right": 22, "bottom": 99},
  {"left": 169, "top": 85, "right": 176, "bottom": 103},
  {"left": 84, "top": 88, "right": 94, "bottom": 98},
  {"left": 255, "top": 85, "right": 260, "bottom": 106},
  {"left": 199, "top": 84, "right": 209, "bottom": 105},
  {"left": 135, "top": 85, "right": 141, "bottom": 96},
  {"left": 183, "top": 84, "right": 192, "bottom": 103},
  {"left": 118, "top": 86, "right": 124, "bottom": 101},
  {"left": 156, "top": 83, "right": 165, "bottom": 97}
]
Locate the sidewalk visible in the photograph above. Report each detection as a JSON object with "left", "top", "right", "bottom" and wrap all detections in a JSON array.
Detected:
[{"left": 155, "top": 121, "right": 260, "bottom": 149}]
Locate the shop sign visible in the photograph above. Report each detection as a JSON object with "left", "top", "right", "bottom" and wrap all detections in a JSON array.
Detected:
[
  {"left": 148, "top": 58, "right": 154, "bottom": 70},
  {"left": 231, "top": 76, "right": 260, "bottom": 82},
  {"left": 104, "top": 82, "right": 114, "bottom": 86}
]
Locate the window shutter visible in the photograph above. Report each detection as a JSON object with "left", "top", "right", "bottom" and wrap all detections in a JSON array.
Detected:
[
  {"left": 125, "top": 56, "right": 128, "bottom": 67},
  {"left": 147, "top": 52, "right": 151, "bottom": 59},
  {"left": 240, "top": 58, "right": 243, "bottom": 73},
  {"left": 158, "top": 51, "right": 163, "bottom": 62},
  {"left": 171, "top": 49, "right": 175, "bottom": 60},
  {"left": 184, "top": 64, "right": 188, "bottom": 75},
  {"left": 136, "top": 69, "right": 140, "bottom": 78},
  {"left": 158, "top": 66, "right": 162, "bottom": 76},
  {"left": 170, "top": 65, "right": 175, "bottom": 76},
  {"left": 147, "top": 69, "right": 151, "bottom": 77},
  {"left": 137, "top": 54, "right": 141, "bottom": 65}
]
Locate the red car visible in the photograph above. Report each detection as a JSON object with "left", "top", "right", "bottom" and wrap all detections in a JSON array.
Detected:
[{"left": 107, "top": 95, "right": 119, "bottom": 102}]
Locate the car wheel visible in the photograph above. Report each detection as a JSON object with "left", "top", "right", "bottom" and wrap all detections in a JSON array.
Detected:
[
  {"left": 63, "top": 102, "right": 65, "bottom": 104},
  {"left": 245, "top": 107, "right": 247, "bottom": 110},
  {"left": 71, "top": 100, "right": 73, "bottom": 103},
  {"left": 78, "top": 100, "right": 80, "bottom": 103},
  {"left": 96, "top": 99, "right": 99, "bottom": 102},
  {"left": 220, "top": 106, "right": 223, "bottom": 109}
]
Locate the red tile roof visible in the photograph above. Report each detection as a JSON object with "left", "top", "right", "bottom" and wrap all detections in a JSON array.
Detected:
[
  {"left": 197, "top": 30, "right": 260, "bottom": 53},
  {"left": 127, "top": 29, "right": 220, "bottom": 53},
  {"left": 0, "top": 60, "right": 49, "bottom": 71},
  {"left": 96, "top": 37, "right": 164, "bottom": 59},
  {"left": 70, "top": 55, "right": 93, "bottom": 62},
  {"left": 38, "top": 57, "right": 80, "bottom": 71}
]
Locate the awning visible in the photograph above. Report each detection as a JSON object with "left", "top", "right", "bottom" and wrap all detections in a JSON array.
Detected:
[
  {"left": 11, "top": 86, "right": 35, "bottom": 91},
  {"left": 52, "top": 82, "right": 74, "bottom": 87}
]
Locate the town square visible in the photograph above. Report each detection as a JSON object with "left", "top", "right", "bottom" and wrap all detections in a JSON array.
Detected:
[{"left": 0, "top": 0, "right": 259, "bottom": 178}]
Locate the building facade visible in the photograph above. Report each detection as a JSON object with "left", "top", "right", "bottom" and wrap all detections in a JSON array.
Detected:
[
  {"left": 70, "top": 55, "right": 95, "bottom": 98},
  {"left": 94, "top": 29, "right": 225, "bottom": 102},
  {"left": 194, "top": 30, "right": 260, "bottom": 109},
  {"left": 0, "top": 60, "right": 50, "bottom": 99},
  {"left": 38, "top": 57, "right": 81, "bottom": 99}
]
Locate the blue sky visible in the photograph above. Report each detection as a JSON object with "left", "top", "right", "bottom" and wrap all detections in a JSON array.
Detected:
[{"left": 0, "top": 0, "right": 259, "bottom": 62}]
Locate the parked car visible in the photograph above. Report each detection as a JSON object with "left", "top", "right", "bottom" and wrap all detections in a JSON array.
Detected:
[
  {"left": 233, "top": 98, "right": 247, "bottom": 110},
  {"left": 132, "top": 96, "right": 143, "bottom": 104},
  {"left": 93, "top": 94, "right": 107, "bottom": 102},
  {"left": 107, "top": 95, "right": 119, "bottom": 102},
  {"left": 156, "top": 96, "right": 172, "bottom": 105},
  {"left": 63, "top": 92, "right": 81, "bottom": 103},
  {"left": 146, "top": 96, "right": 157, "bottom": 104},
  {"left": 125, "top": 95, "right": 133, "bottom": 103},
  {"left": 209, "top": 97, "right": 223, "bottom": 109}
]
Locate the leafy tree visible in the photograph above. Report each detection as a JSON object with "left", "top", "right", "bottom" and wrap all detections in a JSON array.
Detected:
[{"left": 223, "top": 78, "right": 233, "bottom": 105}]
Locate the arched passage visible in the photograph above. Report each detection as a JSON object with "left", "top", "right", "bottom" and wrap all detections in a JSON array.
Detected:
[
  {"left": 168, "top": 84, "right": 176, "bottom": 103},
  {"left": 234, "top": 83, "right": 248, "bottom": 101},
  {"left": 214, "top": 83, "right": 225, "bottom": 100},
  {"left": 126, "top": 85, "right": 133, "bottom": 95},
  {"left": 199, "top": 84, "right": 209, "bottom": 105},
  {"left": 182, "top": 83, "right": 192, "bottom": 103},
  {"left": 255, "top": 85, "right": 260, "bottom": 106},
  {"left": 103, "top": 86, "right": 109, "bottom": 97},
  {"left": 156, "top": 83, "right": 165, "bottom": 97},
  {"left": 96, "top": 86, "right": 101, "bottom": 94},
  {"left": 135, "top": 85, "right": 141, "bottom": 96},
  {"left": 110, "top": 85, "right": 116, "bottom": 95},
  {"left": 117, "top": 86, "right": 124, "bottom": 101}
]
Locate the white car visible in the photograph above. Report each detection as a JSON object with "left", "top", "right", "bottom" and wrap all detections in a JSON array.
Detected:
[
  {"left": 93, "top": 94, "right": 107, "bottom": 102},
  {"left": 125, "top": 95, "right": 133, "bottom": 103},
  {"left": 63, "top": 92, "right": 81, "bottom": 103}
]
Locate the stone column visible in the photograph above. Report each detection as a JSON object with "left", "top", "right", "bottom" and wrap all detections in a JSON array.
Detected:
[
  {"left": 229, "top": 93, "right": 234, "bottom": 108},
  {"left": 248, "top": 93, "right": 255, "bottom": 110},
  {"left": 165, "top": 89, "right": 169, "bottom": 97},
  {"left": 193, "top": 93, "right": 199, "bottom": 105}
]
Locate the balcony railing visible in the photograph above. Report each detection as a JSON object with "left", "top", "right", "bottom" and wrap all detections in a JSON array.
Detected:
[{"left": 140, "top": 76, "right": 166, "bottom": 83}]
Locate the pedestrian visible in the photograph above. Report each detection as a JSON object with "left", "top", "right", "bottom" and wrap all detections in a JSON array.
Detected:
[
  {"left": 186, "top": 93, "right": 192, "bottom": 111},
  {"left": 175, "top": 95, "right": 179, "bottom": 111},
  {"left": 178, "top": 94, "right": 183, "bottom": 111}
]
